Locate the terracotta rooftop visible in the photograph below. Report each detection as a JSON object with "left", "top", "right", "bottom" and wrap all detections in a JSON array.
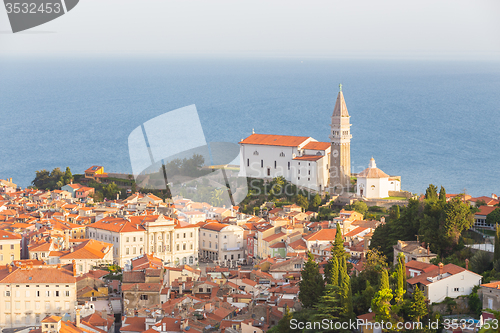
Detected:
[{"left": 240, "top": 134, "right": 311, "bottom": 147}]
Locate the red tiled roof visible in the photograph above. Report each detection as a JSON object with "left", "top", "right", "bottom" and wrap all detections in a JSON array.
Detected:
[
  {"left": 475, "top": 206, "right": 498, "bottom": 217},
  {"left": 304, "top": 228, "right": 336, "bottom": 242},
  {"left": 240, "top": 134, "right": 310, "bottom": 147},
  {"left": 302, "top": 142, "right": 330, "bottom": 150},
  {"left": 0, "top": 265, "right": 76, "bottom": 283}
]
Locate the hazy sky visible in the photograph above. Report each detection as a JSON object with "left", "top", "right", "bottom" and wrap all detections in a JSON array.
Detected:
[{"left": 1, "top": 0, "right": 500, "bottom": 59}]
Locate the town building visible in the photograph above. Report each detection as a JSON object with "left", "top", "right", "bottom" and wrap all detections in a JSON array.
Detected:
[
  {"left": 86, "top": 214, "right": 199, "bottom": 268},
  {"left": 393, "top": 240, "right": 437, "bottom": 266},
  {"left": 406, "top": 263, "right": 482, "bottom": 304},
  {"left": 198, "top": 221, "right": 245, "bottom": 262},
  {"left": 0, "top": 230, "right": 22, "bottom": 265},
  {"left": 0, "top": 262, "right": 78, "bottom": 329},
  {"left": 479, "top": 281, "right": 500, "bottom": 311},
  {"left": 356, "top": 157, "right": 401, "bottom": 199}
]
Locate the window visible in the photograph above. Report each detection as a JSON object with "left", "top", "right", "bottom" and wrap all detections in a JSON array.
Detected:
[
  {"left": 133, "top": 247, "right": 136, "bottom": 254},
  {"left": 280, "top": 152, "right": 285, "bottom": 157},
  {"left": 308, "top": 170, "right": 310, "bottom": 175},
  {"left": 10, "top": 254, "right": 14, "bottom": 261},
  {"left": 126, "top": 248, "right": 129, "bottom": 255},
  {"left": 35, "top": 301, "right": 40, "bottom": 309},
  {"left": 46, "top": 290, "right": 50, "bottom": 297},
  {"left": 78, "top": 264, "right": 83, "bottom": 272},
  {"left": 25, "top": 301, "right": 30, "bottom": 310},
  {"left": 190, "top": 232, "right": 193, "bottom": 237},
  {"left": 215, "top": 243, "right": 218, "bottom": 249},
  {"left": 26, "top": 290, "right": 30, "bottom": 297},
  {"left": 288, "top": 162, "right": 290, "bottom": 170},
  {"left": 133, "top": 237, "right": 136, "bottom": 242},
  {"left": 45, "top": 301, "right": 50, "bottom": 310},
  {"left": 274, "top": 161, "right": 277, "bottom": 169},
  {"left": 126, "top": 237, "right": 129, "bottom": 242},
  {"left": 5, "top": 301, "right": 10, "bottom": 310},
  {"left": 209, "top": 242, "right": 212, "bottom": 248},
  {"left": 203, "top": 240, "right": 205, "bottom": 247},
  {"left": 294, "top": 264, "right": 302, "bottom": 269},
  {"left": 5, "top": 291, "right": 10, "bottom": 296},
  {"left": 36, "top": 290, "right": 40, "bottom": 297},
  {"left": 177, "top": 234, "right": 180, "bottom": 239},
  {"left": 65, "top": 301, "right": 70, "bottom": 310},
  {"left": 453, "top": 287, "right": 459, "bottom": 292},
  {"left": 247, "top": 158, "right": 249, "bottom": 166},
  {"left": 183, "top": 244, "right": 186, "bottom": 250},
  {"left": 10, "top": 244, "right": 14, "bottom": 250},
  {"left": 158, "top": 245, "right": 161, "bottom": 252},
  {"left": 224, "top": 235, "right": 227, "bottom": 239},
  {"left": 65, "top": 291, "right": 70, "bottom": 297},
  {"left": 139, "top": 237, "right": 143, "bottom": 242},
  {"left": 177, "top": 244, "right": 180, "bottom": 251},
  {"left": 183, "top": 233, "right": 186, "bottom": 238},
  {"left": 140, "top": 294, "right": 148, "bottom": 300},
  {"left": 55, "top": 290, "right": 60, "bottom": 297},
  {"left": 261, "top": 160, "right": 263, "bottom": 168}
]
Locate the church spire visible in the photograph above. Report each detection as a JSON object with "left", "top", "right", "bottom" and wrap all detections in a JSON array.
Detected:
[{"left": 332, "top": 85, "right": 349, "bottom": 117}]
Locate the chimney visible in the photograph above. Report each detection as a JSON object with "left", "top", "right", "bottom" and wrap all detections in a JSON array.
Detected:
[
  {"left": 427, "top": 244, "right": 430, "bottom": 255},
  {"left": 180, "top": 319, "right": 188, "bottom": 330},
  {"left": 72, "top": 259, "right": 77, "bottom": 277},
  {"left": 76, "top": 309, "right": 81, "bottom": 327},
  {"left": 162, "top": 323, "right": 166, "bottom": 331},
  {"left": 438, "top": 262, "right": 444, "bottom": 277},
  {"left": 57, "top": 263, "right": 61, "bottom": 269},
  {"left": 465, "top": 259, "right": 469, "bottom": 270},
  {"left": 266, "top": 305, "right": 270, "bottom": 324},
  {"left": 8, "top": 264, "right": 12, "bottom": 273}
]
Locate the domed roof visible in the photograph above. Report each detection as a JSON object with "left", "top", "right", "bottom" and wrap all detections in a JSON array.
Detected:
[{"left": 358, "top": 158, "right": 390, "bottom": 178}]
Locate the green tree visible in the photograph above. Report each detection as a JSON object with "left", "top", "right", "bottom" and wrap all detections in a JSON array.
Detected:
[
  {"left": 311, "top": 194, "right": 322, "bottom": 211},
  {"left": 313, "top": 284, "right": 342, "bottom": 322},
  {"left": 103, "top": 182, "right": 119, "bottom": 200},
  {"left": 339, "top": 256, "right": 353, "bottom": 319},
  {"left": 441, "top": 196, "right": 475, "bottom": 247},
  {"left": 353, "top": 200, "right": 368, "bottom": 215},
  {"left": 371, "top": 269, "right": 393, "bottom": 322},
  {"left": 325, "top": 255, "right": 339, "bottom": 286},
  {"left": 469, "top": 250, "right": 492, "bottom": 274},
  {"left": 63, "top": 167, "right": 73, "bottom": 185},
  {"left": 395, "top": 253, "right": 406, "bottom": 303},
  {"left": 295, "top": 194, "right": 309, "bottom": 211},
  {"left": 439, "top": 186, "right": 447, "bottom": 203},
  {"left": 475, "top": 199, "right": 487, "bottom": 208},
  {"left": 299, "top": 252, "right": 325, "bottom": 308},
  {"left": 486, "top": 208, "right": 500, "bottom": 227},
  {"left": 409, "top": 286, "right": 428, "bottom": 322},
  {"left": 425, "top": 184, "right": 438, "bottom": 201},
  {"left": 333, "top": 222, "right": 345, "bottom": 259}
]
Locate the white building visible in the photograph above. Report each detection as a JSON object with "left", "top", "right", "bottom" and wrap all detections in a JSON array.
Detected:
[
  {"left": 0, "top": 263, "right": 77, "bottom": 329},
  {"left": 239, "top": 134, "right": 331, "bottom": 192},
  {"left": 199, "top": 221, "right": 245, "bottom": 262},
  {"left": 407, "top": 263, "right": 482, "bottom": 304},
  {"left": 356, "top": 158, "right": 401, "bottom": 199},
  {"left": 86, "top": 214, "right": 199, "bottom": 268}
]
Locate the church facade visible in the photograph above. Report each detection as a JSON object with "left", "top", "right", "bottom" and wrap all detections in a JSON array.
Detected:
[
  {"left": 356, "top": 157, "right": 401, "bottom": 199},
  {"left": 238, "top": 87, "right": 400, "bottom": 197}
]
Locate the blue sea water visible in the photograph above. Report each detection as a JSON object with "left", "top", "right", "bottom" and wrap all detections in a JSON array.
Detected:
[{"left": 0, "top": 56, "right": 499, "bottom": 197}]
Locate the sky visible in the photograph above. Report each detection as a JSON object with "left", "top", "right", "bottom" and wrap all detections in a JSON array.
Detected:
[{"left": 1, "top": 0, "right": 500, "bottom": 59}]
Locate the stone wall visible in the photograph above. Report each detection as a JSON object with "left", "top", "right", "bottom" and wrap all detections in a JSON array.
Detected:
[{"left": 388, "top": 190, "right": 412, "bottom": 199}]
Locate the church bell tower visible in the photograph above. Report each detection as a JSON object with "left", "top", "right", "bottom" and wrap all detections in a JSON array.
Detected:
[{"left": 329, "top": 84, "right": 352, "bottom": 195}]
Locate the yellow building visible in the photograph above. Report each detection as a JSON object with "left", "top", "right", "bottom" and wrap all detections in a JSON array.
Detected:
[{"left": 0, "top": 230, "right": 21, "bottom": 265}]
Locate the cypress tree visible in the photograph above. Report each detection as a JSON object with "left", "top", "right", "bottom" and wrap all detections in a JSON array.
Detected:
[
  {"left": 439, "top": 186, "right": 447, "bottom": 204},
  {"left": 313, "top": 284, "right": 342, "bottom": 322},
  {"left": 329, "top": 255, "right": 339, "bottom": 286},
  {"left": 395, "top": 255, "right": 405, "bottom": 303},
  {"left": 339, "top": 256, "right": 351, "bottom": 319},
  {"left": 333, "top": 222, "right": 345, "bottom": 258},
  {"left": 395, "top": 205, "right": 401, "bottom": 220},
  {"left": 409, "top": 286, "right": 428, "bottom": 322},
  {"left": 299, "top": 252, "right": 325, "bottom": 308},
  {"left": 371, "top": 269, "right": 393, "bottom": 322}
]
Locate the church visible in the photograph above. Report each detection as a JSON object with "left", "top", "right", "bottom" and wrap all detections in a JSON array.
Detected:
[{"left": 238, "top": 86, "right": 401, "bottom": 198}]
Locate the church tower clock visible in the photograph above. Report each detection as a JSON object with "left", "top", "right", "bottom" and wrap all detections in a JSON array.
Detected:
[{"left": 329, "top": 84, "right": 352, "bottom": 195}]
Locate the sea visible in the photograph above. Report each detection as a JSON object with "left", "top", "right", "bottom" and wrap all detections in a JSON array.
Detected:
[{"left": 0, "top": 56, "right": 499, "bottom": 197}]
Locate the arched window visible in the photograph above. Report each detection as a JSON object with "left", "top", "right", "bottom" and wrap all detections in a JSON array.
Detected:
[
  {"left": 280, "top": 152, "right": 285, "bottom": 157},
  {"left": 183, "top": 244, "right": 186, "bottom": 250},
  {"left": 253, "top": 151, "right": 259, "bottom": 155},
  {"left": 189, "top": 256, "right": 194, "bottom": 264}
]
